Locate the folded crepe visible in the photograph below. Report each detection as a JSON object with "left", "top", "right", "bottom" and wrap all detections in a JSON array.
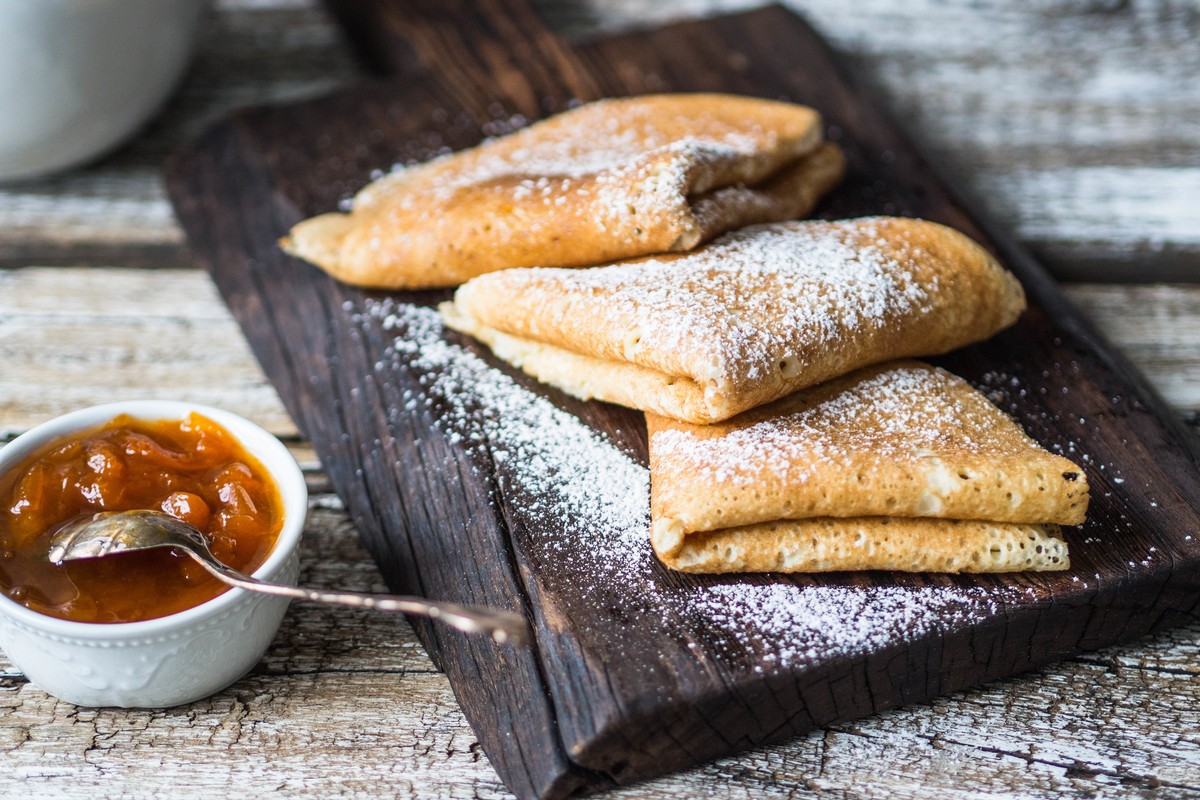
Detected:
[
  {"left": 281, "top": 93, "right": 845, "bottom": 289},
  {"left": 443, "top": 217, "right": 1027, "bottom": 424},
  {"left": 648, "top": 361, "right": 1089, "bottom": 573}
]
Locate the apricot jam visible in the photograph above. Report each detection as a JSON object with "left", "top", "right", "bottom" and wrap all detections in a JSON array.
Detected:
[{"left": 0, "top": 413, "right": 283, "bottom": 623}]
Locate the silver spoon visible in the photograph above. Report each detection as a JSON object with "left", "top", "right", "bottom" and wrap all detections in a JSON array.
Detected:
[{"left": 48, "top": 509, "right": 530, "bottom": 646}]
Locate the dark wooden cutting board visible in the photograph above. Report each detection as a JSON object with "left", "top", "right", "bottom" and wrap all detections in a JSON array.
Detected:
[{"left": 164, "top": 3, "right": 1200, "bottom": 798}]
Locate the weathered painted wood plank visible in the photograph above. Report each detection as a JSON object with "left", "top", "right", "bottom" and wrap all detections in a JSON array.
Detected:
[
  {"left": 2, "top": 1, "right": 1199, "bottom": 796},
  {"left": 2, "top": 0, "right": 1197, "bottom": 279},
  {"left": 0, "top": 268, "right": 297, "bottom": 437},
  {"left": 584, "top": 0, "right": 1200, "bottom": 280},
  {"left": 164, "top": 3, "right": 1200, "bottom": 795},
  {"left": 6, "top": 267, "right": 1199, "bottom": 795},
  {"left": 3, "top": 499, "right": 1199, "bottom": 799},
  {"left": 7, "top": 270, "right": 1200, "bottom": 438},
  {"left": 0, "top": 5, "right": 363, "bottom": 268}
]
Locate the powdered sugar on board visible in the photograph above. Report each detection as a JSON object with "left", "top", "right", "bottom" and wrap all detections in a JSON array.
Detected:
[{"left": 356, "top": 298, "right": 1015, "bottom": 671}]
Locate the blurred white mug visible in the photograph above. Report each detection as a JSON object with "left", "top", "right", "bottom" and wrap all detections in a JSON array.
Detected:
[{"left": 0, "top": 0, "right": 208, "bottom": 182}]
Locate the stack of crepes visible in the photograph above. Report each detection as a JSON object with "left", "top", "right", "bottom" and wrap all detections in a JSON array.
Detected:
[{"left": 283, "top": 93, "right": 1089, "bottom": 574}]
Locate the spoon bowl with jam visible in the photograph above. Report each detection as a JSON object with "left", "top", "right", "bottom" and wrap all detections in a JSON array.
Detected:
[
  {"left": 0, "top": 401, "right": 308, "bottom": 707},
  {"left": 3, "top": 409, "right": 285, "bottom": 624}
]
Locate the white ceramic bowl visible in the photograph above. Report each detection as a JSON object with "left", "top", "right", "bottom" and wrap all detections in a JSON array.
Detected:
[
  {"left": 0, "top": 401, "right": 307, "bottom": 707},
  {"left": 0, "top": 0, "right": 208, "bottom": 181}
]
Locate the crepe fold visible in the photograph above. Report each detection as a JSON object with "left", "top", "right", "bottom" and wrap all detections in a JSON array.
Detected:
[
  {"left": 281, "top": 93, "right": 845, "bottom": 289},
  {"left": 442, "top": 217, "right": 1027, "bottom": 424},
  {"left": 647, "top": 361, "right": 1088, "bottom": 573}
]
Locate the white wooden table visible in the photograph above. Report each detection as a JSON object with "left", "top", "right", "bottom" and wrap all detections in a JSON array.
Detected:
[{"left": 2, "top": 2, "right": 1199, "bottom": 797}]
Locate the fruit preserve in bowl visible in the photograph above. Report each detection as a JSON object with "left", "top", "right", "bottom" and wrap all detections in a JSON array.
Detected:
[{"left": 0, "top": 401, "right": 307, "bottom": 707}]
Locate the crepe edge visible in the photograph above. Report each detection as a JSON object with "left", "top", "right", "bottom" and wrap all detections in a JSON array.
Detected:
[
  {"left": 671, "top": 141, "right": 846, "bottom": 250},
  {"left": 651, "top": 515, "right": 1070, "bottom": 574},
  {"left": 441, "top": 302, "right": 734, "bottom": 423},
  {"left": 279, "top": 98, "right": 841, "bottom": 290},
  {"left": 282, "top": 142, "right": 843, "bottom": 291},
  {"left": 645, "top": 362, "right": 1091, "bottom": 534},
  {"left": 279, "top": 212, "right": 367, "bottom": 285}
]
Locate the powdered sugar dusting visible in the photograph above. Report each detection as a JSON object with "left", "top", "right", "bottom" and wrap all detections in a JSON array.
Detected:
[
  {"left": 358, "top": 299, "right": 1013, "bottom": 670},
  {"left": 357, "top": 98, "right": 798, "bottom": 239},
  {"left": 373, "top": 98, "right": 782, "bottom": 196},
  {"left": 469, "top": 219, "right": 935, "bottom": 390},
  {"left": 654, "top": 363, "right": 1043, "bottom": 487}
]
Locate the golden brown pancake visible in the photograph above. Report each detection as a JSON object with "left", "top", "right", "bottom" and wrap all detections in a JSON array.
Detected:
[
  {"left": 281, "top": 94, "right": 844, "bottom": 288},
  {"left": 647, "top": 361, "right": 1088, "bottom": 573},
  {"left": 443, "top": 217, "right": 1027, "bottom": 424}
]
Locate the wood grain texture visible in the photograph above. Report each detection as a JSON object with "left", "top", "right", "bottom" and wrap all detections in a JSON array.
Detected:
[
  {"left": 2, "top": 0, "right": 1197, "bottom": 280},
  {"left": 323, "top": 0, "right": 602, "bottom": 110},
  {"left": 563, "top": 0, "right": 1200, "bottom": 282},
  {"left": 4, "top": 269, "right": 1200, "bottom": 439},
  {"left": 0, "top": 267, "right": 297, "bottom": 438},
  {"left": 4, "top": 1, "right": 1200, "bottom": 798},
  {"left": 0, "top": 4, "right": 362, "bottom": 269},
  {"left": 163, "top": 4, "right": 1200, "bottom": 797},
  {"left": 3, "top": 496, "right": 1200, "bottom": 799}
]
